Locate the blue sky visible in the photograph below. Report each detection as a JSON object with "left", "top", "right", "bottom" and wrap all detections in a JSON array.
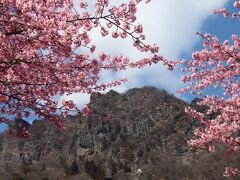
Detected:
[
  {"left": 61, "top": 0, "right": 237, "bottom": 105},
  {"left": 181, "top": 1, "right": 239, "bottom": 58},
  {"left": 179, "top": 1, "right": 240, "bottom": 101},
  {"left": 0, "top": 0, "right": 239, "bottom": 132}
]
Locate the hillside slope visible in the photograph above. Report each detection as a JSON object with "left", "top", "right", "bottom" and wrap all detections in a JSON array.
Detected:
[{"left": 0, "top": 87, "right": 239, "bottom": 180}]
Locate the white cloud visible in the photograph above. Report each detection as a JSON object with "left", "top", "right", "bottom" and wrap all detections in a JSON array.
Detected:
[
  {"left": 58, "top": 93, "right": 91, "bottom": 110},
  {"left": 60, "top": 0, "right": 228, "bottom": 108},
  {"left": 90, "top": 0, "right": 227, "bottom": 57}
]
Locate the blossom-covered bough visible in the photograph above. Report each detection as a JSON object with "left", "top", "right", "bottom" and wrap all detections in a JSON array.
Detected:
[
  {"left": 178, "top": 1, "right": 240, "bottom": 177},
  {"left": 0, "top": 0, "right": 174, "bottom": 136}
]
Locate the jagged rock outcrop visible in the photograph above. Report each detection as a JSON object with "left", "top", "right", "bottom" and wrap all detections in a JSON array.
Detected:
[{"left": 0, "top": 87, "right": 239, "bottom": 180}]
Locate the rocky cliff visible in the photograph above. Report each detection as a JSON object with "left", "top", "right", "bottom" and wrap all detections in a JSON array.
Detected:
[{"left": 0, "top": 87, "right": 239, "bottom": 180}]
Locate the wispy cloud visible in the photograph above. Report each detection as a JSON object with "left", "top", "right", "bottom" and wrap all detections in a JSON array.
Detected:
[{"left": 59, "top": 0, "right": 228, "bottom": 107}]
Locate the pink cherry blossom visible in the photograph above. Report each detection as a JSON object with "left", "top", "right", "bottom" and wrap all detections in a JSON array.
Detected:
[
  {"left": 224, "top": 167, "right": 240, "bottom": 177},
  {"left": 178, "top": 2, "right": 240, "bottom": 177},
  {"left": 0, "top": 0, "right": 173, "bottom": 136},
  {"left": 104, "top": 113, "right": 112, "bottom": 121}
]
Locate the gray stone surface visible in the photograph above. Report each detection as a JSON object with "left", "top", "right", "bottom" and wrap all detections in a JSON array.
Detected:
[{"left": 0, "top": 87, "right": 238, "bottom": 180}]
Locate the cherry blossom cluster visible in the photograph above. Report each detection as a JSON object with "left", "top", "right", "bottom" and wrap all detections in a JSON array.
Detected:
[
  {"left": 178, "top": 2, "right": 240, "bottom": 177},
  {"left": 213, "top": 0, "right": 240, "bottom": 18},
  {"left": 224, "top": 167, "right": 240, "bottom": 177},
  {"left": 0, "top": 0, "right": 171, "bottom": 135}
]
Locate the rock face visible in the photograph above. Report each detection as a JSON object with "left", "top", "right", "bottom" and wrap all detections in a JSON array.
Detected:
[{"left": 0, "top": 87, "right": 239, "bottom": 180}]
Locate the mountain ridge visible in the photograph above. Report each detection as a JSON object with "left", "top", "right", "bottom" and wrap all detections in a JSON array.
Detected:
[{"left": 0, "top": 87, "right": 239, "bottom": 180}]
